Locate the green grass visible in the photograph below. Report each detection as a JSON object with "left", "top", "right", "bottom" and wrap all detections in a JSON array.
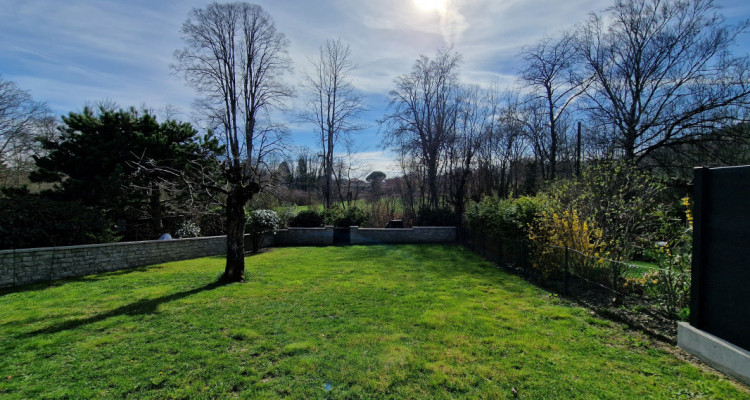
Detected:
[
  {"left": 622, "top": 260, "right": 661, "bottom": 278},
  {"left": 0, "top": 245, "right": 745, "bottom": 399}
]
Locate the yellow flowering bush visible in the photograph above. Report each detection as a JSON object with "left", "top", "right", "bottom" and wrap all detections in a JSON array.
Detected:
[
  {"left": 544, "top": 160, "right": 666, "bottom": 260},
  {"left": 529, "top": 207, "right": 605, "bottom": 279}
]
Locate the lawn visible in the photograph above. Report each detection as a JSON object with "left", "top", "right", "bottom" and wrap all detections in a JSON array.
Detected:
[
  {"left": 0, "top": 245, "right": 745, "bottom": 399},
  {"left": 622, "top": 260, "right": 662, "bottom": 278}
]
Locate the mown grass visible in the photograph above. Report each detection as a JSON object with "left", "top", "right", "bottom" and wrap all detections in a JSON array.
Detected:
[
  {"left": 0, "top": 245, "right": 745, "bottom": 399},
  {"left": 623, "top": 260, "right": 662, "bottom": 278}
]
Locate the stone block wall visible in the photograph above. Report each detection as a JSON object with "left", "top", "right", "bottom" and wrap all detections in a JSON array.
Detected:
[
  {"left": 1, "top": 226, "right": 456, "bottom": 288},
  {"left": 350, "top": 226, "right": 456, "bottom": 245},
  {"left": 273, "top": 227, "right": 335, "bottom": 246},
  {"left": 0, "top": 236, "right": 226, "bottom": 288}
]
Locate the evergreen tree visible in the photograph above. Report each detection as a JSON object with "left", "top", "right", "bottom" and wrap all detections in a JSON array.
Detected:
[{"left": 31, "top": 106, "right": 222, "bottom": 232}]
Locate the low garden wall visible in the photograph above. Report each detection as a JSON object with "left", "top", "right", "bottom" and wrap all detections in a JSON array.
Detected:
[
  {"left": 0, "top": 236, "right": 227, "bottom": 288},
  {"left": 270, "top": 226, "right": 335, "bottom": 246},
  {"left": 1, "top": 226, "right": 457, "bottom": 288},
  {"left": 349, "top": 226, "right": 456, "bottom": 245},
  {"left": 260, "top": 226, "right": 457, "bottom": 247}
]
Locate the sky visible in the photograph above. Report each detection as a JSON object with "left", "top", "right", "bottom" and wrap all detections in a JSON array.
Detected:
[{"left": 2, "top": 0, "right": 749, "bottom": 177}]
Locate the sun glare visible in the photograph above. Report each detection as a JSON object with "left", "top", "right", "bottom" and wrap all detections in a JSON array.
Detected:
[{"left": 413, "top": 0, "right": 447, "bottom": 13}]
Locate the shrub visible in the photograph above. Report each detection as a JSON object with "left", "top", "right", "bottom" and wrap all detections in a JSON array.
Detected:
[
  {"left": 465, "top": 195, "right": 549, "bottom": 238},
  {"left": 465, "top": 196, "right": 502, "bottom": 233},
  {"left": 246, "top": 209, "right": 280, "bottom": 252},
  {"left": 324, "top": 206, "right": 370, "bottom": 227},
  {"left": 528, "top": 208, "right": 605, "bottom": 279},
  {"left": 288, "top": 210, "right": 324, "bottom": 227},
  {"left": 175, "top": 220, "right": 201, "bottom": 238},
  {"left": 626, "top": 197, "right": 693, "bottom": 319},
  {"left": 415, "top": 206, "right": 456, "bottom": 226},
  {"left": 275, "top": 203, "right": 298, "bottom": 228},
  {"left": 197, "top": 213, "right": 225, "bottom": 236},
  {"left": 0, "top": 191, "right": 118, "bottom": 249},
  {"left": 368, "top": 198, "right": 401, "bottom": 228},
  {"left": 545, "top": 160, "right": 666, "bottom": 260}
]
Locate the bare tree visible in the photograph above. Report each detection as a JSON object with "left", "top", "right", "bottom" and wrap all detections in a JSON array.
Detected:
[
  {"left": 470, "top": 86, "right": 526, "bottom": 198},
  {"left": 521, "top": 32, "right": 587, "bottom": 180},
  {"left": 446, "top": 85, "right": 492, "bottom": 222},
  {"left": 332, "top": 137, "right": 365, "bottom": 207},
  {"left": 300, "top": 38, "right": 365, "bottom": 209},
  {"left": 173, "top": 2, "right": 292, "bottom": 282},
  {"left": 496, "top": 91, "right": 534, "bottom": 196},
  {"left": 576, "top": 0, "right": 750, "bottom": 161},
  {"left": 0, "top": 75, "right": 54, "bottom": 187},
  {"left": 382, "top": 48, "right": 462, "bottom": 210},
  {"left": 292, "top": 147, "right": 323, "bottom": 204},
  {"left": 505, "top": 94, "right": 550, "bottom": 191},
  {"left": 395, "top": 149, "right": 425, "bottom": 225}
]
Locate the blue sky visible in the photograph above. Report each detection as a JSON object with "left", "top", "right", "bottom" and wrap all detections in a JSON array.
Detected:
[{"left": 2, "top": 0, "right": 749, "bottom": 176}]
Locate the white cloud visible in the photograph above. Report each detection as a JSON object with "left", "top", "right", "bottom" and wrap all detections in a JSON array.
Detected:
[
  {"left": 440, "top": 0, "right": 471, "bottom": 44},
  {"left": 347, "top": 151, "right": 402, "bottom": 179},
  {"left": 2, "top": 0, "right": 747, "bottom": 172}
]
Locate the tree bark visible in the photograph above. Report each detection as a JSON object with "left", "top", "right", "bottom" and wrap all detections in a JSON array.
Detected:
[
  {"left": 223, "top": 185, "right": 247, "bottom": 282},
  {"left": 549, "top": 111, "right": 557, "bottom": 181},
  {"left": 149, "top": 181, "right": 163, "bottom": 234},
  {"left": 426, "top": 154, "right": 439, "bottom": 210},
  {"left": 325, "top": 131, "right": 334, "bottom": 209}
]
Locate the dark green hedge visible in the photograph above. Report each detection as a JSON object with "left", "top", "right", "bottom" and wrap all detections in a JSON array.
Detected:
[{"left": 0, "top": 192, "right": 118, "bottom": 250}]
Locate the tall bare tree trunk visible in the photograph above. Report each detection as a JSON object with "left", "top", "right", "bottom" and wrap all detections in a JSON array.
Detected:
[
  {"left": 149, "top": 181, "right": 163, "bottom": 234},
  {"left": 325, "top": 131, "right": 334, "bottom": 209},
  {"left": 223, "top": 185, "right": 246, "bottom": 282},
  {"left": 549, "top": 112, "right": 557, "bottom": 181},
  {"left": 300, "top": 39, "right": 364, "bottom": 210},
  {"left": 426, "top": 156, "right": 439, "bottom": 210}
]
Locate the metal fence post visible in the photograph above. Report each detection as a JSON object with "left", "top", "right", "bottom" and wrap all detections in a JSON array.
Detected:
[
  {"left": 12, "top": 248, "right": 17, "bottom": 286},
  {"left": 564, "top": 246, "right": 569, "bottom": 296},
  {"left": 611, "top": 260, "right": 618, "bottom": 290},
  {"left": 611, "top": 260, "right": 620, "bottom": 304}
]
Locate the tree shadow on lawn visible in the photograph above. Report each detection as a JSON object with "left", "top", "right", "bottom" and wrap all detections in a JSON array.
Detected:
[
  {"left": 19, "top": 279, "right": 229, "bottom": 338},
  {"left": 0, "top": 265, "right": 168, "bottom": 297},
  {"left": 2, "top": 255, "right": 228, "bottom": 297}
]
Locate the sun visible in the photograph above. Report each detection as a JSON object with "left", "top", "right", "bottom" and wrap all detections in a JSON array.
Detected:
[{"left": 413, "top": 0, "right": 447, "bottom": 13}]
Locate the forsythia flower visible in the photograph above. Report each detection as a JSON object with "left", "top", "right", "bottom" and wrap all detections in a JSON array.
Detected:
[{"left": 682, "top": 197, "right": 694, "bottom": 231}]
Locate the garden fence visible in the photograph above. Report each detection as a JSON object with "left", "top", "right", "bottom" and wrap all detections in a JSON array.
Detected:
[{"left": 458, "top": 227, "right": 690, "bottom": 339}]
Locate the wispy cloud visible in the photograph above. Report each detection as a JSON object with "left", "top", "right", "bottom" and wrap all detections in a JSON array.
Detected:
[
  {"left": 2, "top": 0, "right": 748, "bottom": 166},
  {"left": 440, "top": 0, "right": 470, "bottom": 44},
  {"left": 347, "top": 150, "right": 402, "bottom": 178}
]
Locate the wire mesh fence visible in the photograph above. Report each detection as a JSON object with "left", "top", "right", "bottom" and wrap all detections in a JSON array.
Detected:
[{"left": 458, "top": 226, "right": 690, "bottom": 341}]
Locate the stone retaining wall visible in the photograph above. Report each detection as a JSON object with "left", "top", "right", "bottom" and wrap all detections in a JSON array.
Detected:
[
  {"left": 0, "top": 236, "right": 227, "bottom": 288},
  {"left": 350, "top": 226, "right": 456, "bottom": 245},
  {"left": 273, "top": 227, "right": 335, "bottom": 246},
  {"left": 1, "top": 226, "right": 457, "bottom": 288}
]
